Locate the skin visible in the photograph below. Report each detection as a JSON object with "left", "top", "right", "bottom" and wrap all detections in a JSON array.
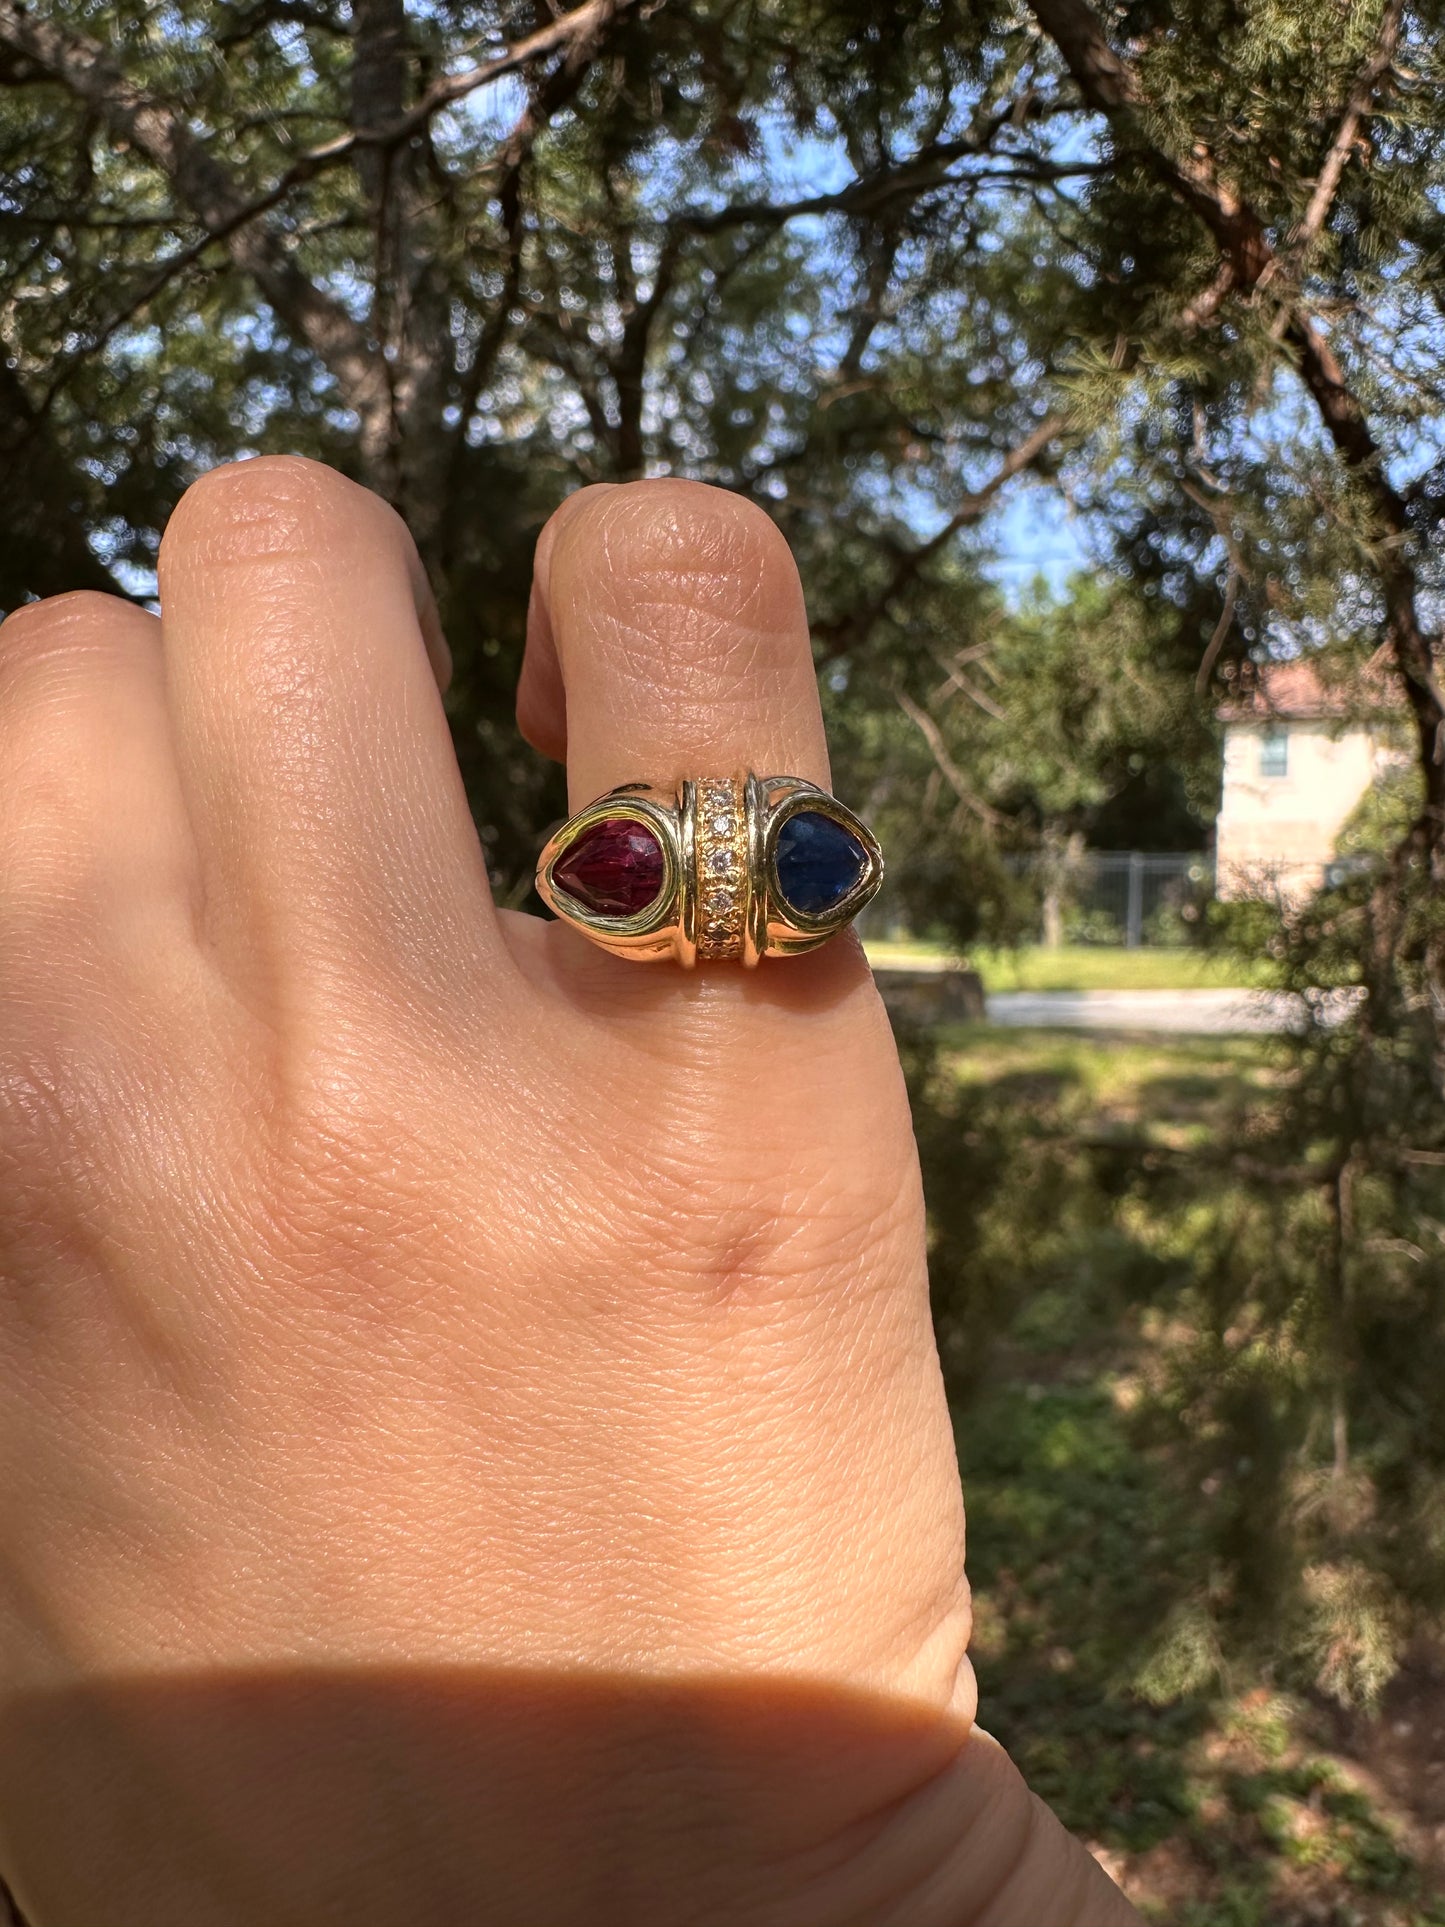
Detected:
[{"left": 0, "top": 461, "right": 1140, "bottom": 1926}]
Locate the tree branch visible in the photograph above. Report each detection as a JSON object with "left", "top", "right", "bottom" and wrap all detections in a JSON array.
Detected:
[
  {"left": 393, "top": 0, "right": 643, "bottom": 134},
  {"left": 351, "top": 0, "right": 409, "bottom": 210},
  {"left": 0, "top": 0, "right": 644, "bottom": 477},
  {"left": 1295, "top": 0, "right": 1405, "bottom": 253},
  {"left": 675, "top": 155, "right": 1103, "bottom": 237},
  {"left": 0, "top": 0, "right": 390, "bottom": 453},
  {"left": 0, "top": 359, "right": 137, "bottom": 606},
  {"left": 930, "top": 642, "right": 1007, "bottom": 719},
  {"left": 215, "top": 0, "right": 347, "bottom": 49},
  {"left": 345, "top": 0, "right": 492, "bottom": 526},
  {"left": 611, "top": 233, "right": 681, "bottom": 477},
  {"left": 439, "top": 0, "right": 645, "bottom": 552},
  {"left": 896, "top": 691, "right": 1005, "bottom": 826},
  {"left": 814, "top": 412, "right": 1065, "bottom": 655},
  {"left": 453, "top": 0, "right": 631, "bottom": 425},
  {"left": 0, "top": 1869, "right": 30, "bottom": 1926},
  {"left": 1027, "top": 0, "right": 1273, "bottom": 294},
  {"left": 108, "top": 0, "right": 642, "bottom": 244},
  {"left": 1194, "top": 567, "right": 1240, "bottom": 694}
]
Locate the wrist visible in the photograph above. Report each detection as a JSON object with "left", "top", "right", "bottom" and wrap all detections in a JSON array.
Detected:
[
  {"left": 0, "top": 1668, "right": 1138, "bottom": 1926},
  {"left": 864, "top": 1723, "right": 1141, "bottom": 1927}
]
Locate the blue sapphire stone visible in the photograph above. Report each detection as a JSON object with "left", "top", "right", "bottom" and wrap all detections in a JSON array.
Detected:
[{"left": 774, "top": 810, "right": 868, "bottom": 917}]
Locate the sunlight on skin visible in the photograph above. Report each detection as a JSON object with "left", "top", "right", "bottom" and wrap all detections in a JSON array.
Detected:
[{"left": 0, "top": 461, "right": 1138, "bottom": 1925}]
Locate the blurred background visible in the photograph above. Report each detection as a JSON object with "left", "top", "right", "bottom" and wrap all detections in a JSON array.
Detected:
[{"left": 2, "top": 1, "right": 1444, "bottom": 1917}]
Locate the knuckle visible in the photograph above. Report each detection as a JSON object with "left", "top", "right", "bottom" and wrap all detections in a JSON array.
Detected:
[
  {"left": 1, "top": 589, "right": 124, "bottom": 635},
  {"left": 0, "top": 1031, "right": 91, "bottom": 1224},
  {"left": 0, "top": 1014, "right": 189, "bottom": 1295},
  {"left": 0, "top": 626, "right": 114, "bottom": 822},
  {"left": 550, "top": 478, "right": 801, "bottom": 662},
  {"left": 0, "top": 592, "right": 134, "bottom": 685},
  {"left": 536, "top": 480, "right": 615, "bottom": 552},
  {"left": 161, "top": 455, "right": 403, "bottom": 577},
  {"left": 0, "top": 603, "right": 145, "bottom": 830},
  {"left": 577, "top": 1152, "right": 786, "bottom": 1307},
  {"left": 274, "top": 1037, "right": 438, "bottom": 1204},
  {"left": 252, "top": 1053, "right": 474, "bottom": 1306},
  {"left": 575, "top": 477, "right": 792, "bottom": 581}
]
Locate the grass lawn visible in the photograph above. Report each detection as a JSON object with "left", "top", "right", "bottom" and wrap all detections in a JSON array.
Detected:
[
  {"left": 912, "top": 1025, "right": 1443, "bottom": 1926},
  {"left": 945, "top": 1024, "right": 1276, "bottom": 1152},
  {"left": 866, "top": 940, "right": 1274, "bottom": 991}
]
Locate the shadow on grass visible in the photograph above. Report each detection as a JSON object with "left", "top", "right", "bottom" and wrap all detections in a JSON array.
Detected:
[
  {"left": 903, "top": 1017, "right": 1443, "bottom": 1925},
  {"left": 960, "top": 1376, "right": 1207, "bottom": 1847}
]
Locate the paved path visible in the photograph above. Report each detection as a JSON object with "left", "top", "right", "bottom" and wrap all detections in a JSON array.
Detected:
[
  {"left": 983, "top": 987, "right": 1352, "bottom": 1033},
  {"left": 862, "top": 953, "right": 1362, "bottom": 1032}
]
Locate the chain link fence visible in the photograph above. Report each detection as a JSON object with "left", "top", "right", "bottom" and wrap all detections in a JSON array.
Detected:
[
  {"left": 864, "top": 849, "right": 1216, "bottom": 949},
  {"left": 1049, "top": 850, "right": 1213, "bottom": 948}
]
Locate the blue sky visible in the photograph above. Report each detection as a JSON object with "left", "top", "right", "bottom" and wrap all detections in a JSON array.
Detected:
[{"left": 987, "top": 485, "right": 1090, "bottom": 601}]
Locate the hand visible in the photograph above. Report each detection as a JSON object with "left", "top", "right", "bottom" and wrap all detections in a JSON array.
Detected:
[{"left": 0, "top": 461, "right": 1136, "bottom": 1925}]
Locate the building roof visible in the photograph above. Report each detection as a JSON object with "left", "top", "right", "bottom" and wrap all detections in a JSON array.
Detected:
[{"left": 1215, "top": 655, "right": 1403, "bottom": 723}]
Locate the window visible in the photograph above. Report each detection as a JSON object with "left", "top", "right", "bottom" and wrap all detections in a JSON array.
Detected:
[{"left": 1260, "top": 727, "right": 1289, "bottom": 778}]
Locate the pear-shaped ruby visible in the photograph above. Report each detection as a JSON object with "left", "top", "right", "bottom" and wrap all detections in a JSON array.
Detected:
[{"left": 552, "top": 817, "right": 665, "bottom": 918}]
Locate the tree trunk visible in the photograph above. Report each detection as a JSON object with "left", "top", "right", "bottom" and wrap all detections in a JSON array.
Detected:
[{"left": 1039, "top": 828, "right": 1084, "bottom": 948}]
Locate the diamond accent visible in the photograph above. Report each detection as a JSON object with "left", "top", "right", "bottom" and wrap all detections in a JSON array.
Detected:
[{"left": 695, "top": 777, "right": 747, "bottom": 959}]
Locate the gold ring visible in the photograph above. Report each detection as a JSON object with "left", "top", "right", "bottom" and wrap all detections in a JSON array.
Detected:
[{"left": 535, "top": 773, "right": 883, "bottom": 966}]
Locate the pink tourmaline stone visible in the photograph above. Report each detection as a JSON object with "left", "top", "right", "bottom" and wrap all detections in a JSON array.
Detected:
[{"left": 552, "top": 817, "right": 664, "bottom": 917}]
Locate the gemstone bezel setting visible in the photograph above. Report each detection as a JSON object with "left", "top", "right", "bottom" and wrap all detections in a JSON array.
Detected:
[
  {"left": 535, "top": 786, "right": 684, "bottom": 959},
  {"left": 756, "top": 776, "right": 883, "bottom": 950},
  {"left": 551, "top": 815, "right": 667, "bottom": 918}
]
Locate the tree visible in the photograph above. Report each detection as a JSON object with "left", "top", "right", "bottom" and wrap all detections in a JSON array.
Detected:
[
  {"left": 4, "top": 1, "right": 1438, "bottom": 919},
  {"left": 1, "top": 0, "right": 1093, "bottom": 878},
  {"left": 846, "top": 570, "right": 1217, "bottom": 940}
]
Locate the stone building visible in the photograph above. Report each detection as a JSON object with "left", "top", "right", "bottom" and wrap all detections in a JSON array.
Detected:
[{"left": 1214, "top": 659, "right": 1405, "bottom": 901}]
